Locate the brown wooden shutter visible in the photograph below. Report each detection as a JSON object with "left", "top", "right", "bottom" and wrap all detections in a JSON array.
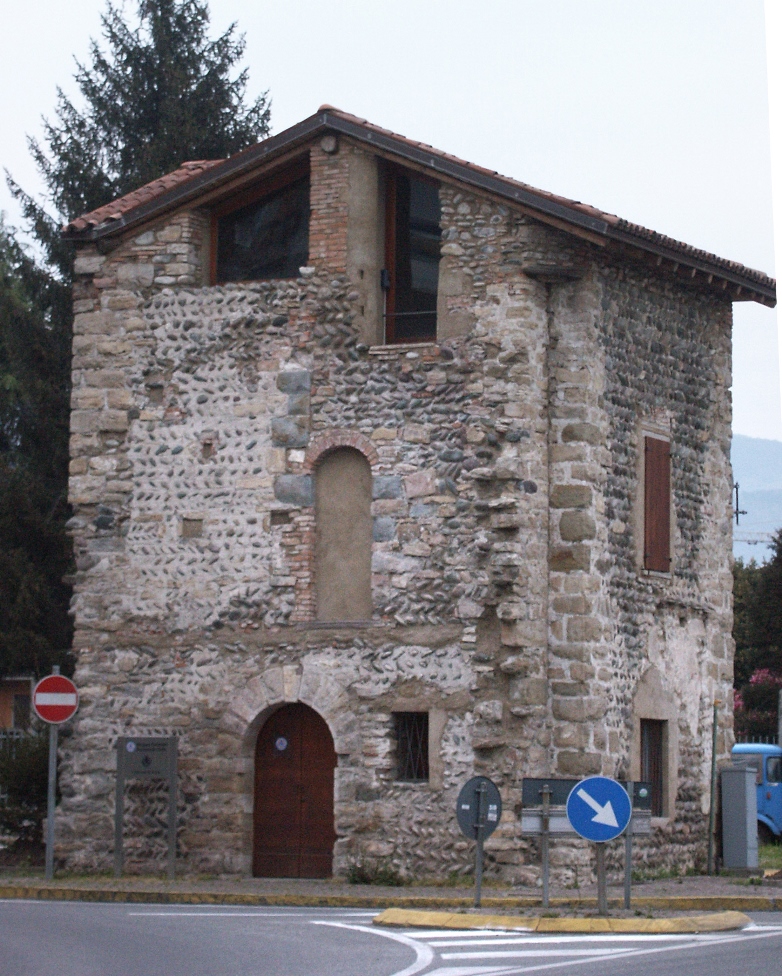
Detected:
[{"left": 644, "top": 436, "right": 671, "bottom": 572}]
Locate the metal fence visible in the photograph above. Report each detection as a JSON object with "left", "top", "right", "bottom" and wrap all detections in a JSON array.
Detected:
[{"left": 734, "top": 733, "right": 779, "bottom": 745}]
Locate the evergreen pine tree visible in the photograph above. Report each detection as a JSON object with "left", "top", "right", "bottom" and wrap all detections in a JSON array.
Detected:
[
  {"left": 9, "top": 0, "right": 270, "bottom": 274},
  {"left": 2, "top": 0, "right": 270, "bottom": 677},
  {"left": 0, "top": 220, "right": 73, "bottom": 677}
]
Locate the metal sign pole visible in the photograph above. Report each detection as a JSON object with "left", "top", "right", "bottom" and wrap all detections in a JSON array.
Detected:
[
  {"left": 45, "top": 722, "right": 58, "bottom": 881},
  {"left": 707, "top": 699, "right": 720, "bottom": 875},
  {"left": 167, "top": 738, "right": 177, "bottom": 880},
  {"left": 114, "top": 739, "right": 125, "bottom": 878},
  {"left": 596, "top": 843, "right": 608, "bottom": 915},
  {"left": 541, "top": 784, "right": 551, "bottom": 910},
  {"left": 624, "top": 780, "right": 633, "bottom": 909},
  {"left": 474, "top": 781, "right": 486, "bottom": 908}
]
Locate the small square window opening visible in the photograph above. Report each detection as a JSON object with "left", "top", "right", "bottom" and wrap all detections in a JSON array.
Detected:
[
  {"left": 181, "top": 518, "right": 203, "bottom": 539},
  {"left": 395, "top": 712, "right": 429, "bottom": 782}
]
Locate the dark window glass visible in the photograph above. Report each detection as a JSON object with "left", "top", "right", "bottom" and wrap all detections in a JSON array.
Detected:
[
  {"left": 385, "top": 171, "right": 440, "bottom": 343},
  {"left": 12, "top": 695, "right": 30, "bottom": 730},
  {"left": 743, "top": 754, "right": 764, "bottom": 785},
  {"left": 640, "top": 719, "right": 665, "bottom": 816},
  {"left": 216, "top": 176, "right": 309, "bottom": 283},
  {"left": 767, "top": 757, "right": 782, "bottom": 783},
  {"left": 395, "top": 712, "right": 429, "bottom": 781}
]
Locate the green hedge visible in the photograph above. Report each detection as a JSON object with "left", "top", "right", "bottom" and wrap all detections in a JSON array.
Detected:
[{"left": 0, "top": 732, "right": 48, "bottom": 843}]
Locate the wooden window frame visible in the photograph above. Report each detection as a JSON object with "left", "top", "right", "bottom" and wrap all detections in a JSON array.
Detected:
[
  {"left": 383, "top": 168, "right": 399, "bottom": 343},
  {"left": 382, "top": 165, "right": 440, "bottom": 345},
  {"left": 210, "top": 156, "right": 310, "bottom": 286},
  {"left": 643, "top": 435, "right": 672, "bottom": 573},
  {"left": 640, "top": 718, "right": 667, "bottom": 817}
]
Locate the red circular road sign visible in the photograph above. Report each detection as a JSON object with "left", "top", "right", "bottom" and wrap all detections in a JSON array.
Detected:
[{"left": 32, "top": 675, "right": 79, "bottom": 724}]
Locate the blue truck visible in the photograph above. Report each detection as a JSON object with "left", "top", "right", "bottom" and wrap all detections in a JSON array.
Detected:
[{"left": 732, "top": 742, "right": 782, "bottom": 842}]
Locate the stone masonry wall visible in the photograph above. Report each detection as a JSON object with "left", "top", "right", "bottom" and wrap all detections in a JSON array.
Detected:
[{"left": 58, "top": 135, "right": 734, "bottom": 882}]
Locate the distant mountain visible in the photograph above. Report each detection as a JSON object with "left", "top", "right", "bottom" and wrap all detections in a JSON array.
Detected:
[{"left": 732, "top": 434, "right": 782, "bottom": 564}]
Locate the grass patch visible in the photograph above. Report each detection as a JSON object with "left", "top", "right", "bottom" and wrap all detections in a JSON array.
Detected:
[{"left": 759, "top": 841, "right": 782, "bottom": 871}]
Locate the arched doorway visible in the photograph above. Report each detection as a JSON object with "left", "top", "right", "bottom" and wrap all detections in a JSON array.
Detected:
[{"left": 253, "top": 703, "right": 337, "bottom": 877}]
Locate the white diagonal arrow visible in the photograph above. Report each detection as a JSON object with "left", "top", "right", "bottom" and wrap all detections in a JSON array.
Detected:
[{"left": 577, "top": 787, "right": 619, "bottom": 827}]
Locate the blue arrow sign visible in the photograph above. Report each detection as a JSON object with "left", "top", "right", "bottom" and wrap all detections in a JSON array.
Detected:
[{"left": 566, "top": 776, "right": 632, "bottom": 842}]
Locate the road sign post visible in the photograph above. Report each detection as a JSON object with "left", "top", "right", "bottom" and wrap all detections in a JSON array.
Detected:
[
  {"left": 566, "top": 776, "right": 633, "bottom": 916},
  {"left": 456, "top": 776, "right": 502, "bottom": 908},
  {"left": 522, "top": 777, "right": 650, "bottom": 912},
  {"left": 32, "top": 668, "right": 79, "bottom": 881},
  {"left": 624, "top": 780, "right": 633, "bottom": 909},
  {"left": 541, "top": 783, "right": 551, "bottom": 909},
  {"left": 474, "top": 782, "right": 485, "bottom": 907}
]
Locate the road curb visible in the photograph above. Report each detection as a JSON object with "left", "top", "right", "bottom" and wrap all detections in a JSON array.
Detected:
[
  {"left": 0, "top": 885, "right": 778, "bottom": 913},
  {"left": 373, "top": 907, "right": 753, "bottom": 933}
]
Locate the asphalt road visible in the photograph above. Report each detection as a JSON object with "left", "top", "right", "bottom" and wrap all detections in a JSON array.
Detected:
[{"left": 3, "top": 902, "right": 782, "bottom": 976}]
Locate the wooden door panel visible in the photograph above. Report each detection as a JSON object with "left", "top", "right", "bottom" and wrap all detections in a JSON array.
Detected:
[{"left": 253, "top": 703, "right": 336, "bottom": 878}]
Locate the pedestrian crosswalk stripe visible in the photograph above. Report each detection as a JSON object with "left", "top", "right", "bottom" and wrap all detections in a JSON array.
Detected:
[
  {"left": 417, "top": 932, "right": 740, "bottom": 946},
  {"left": 441, "top": 949, "right": 636, "bottom": 959}
]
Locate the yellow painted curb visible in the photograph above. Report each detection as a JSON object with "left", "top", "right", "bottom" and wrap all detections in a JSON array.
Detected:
[
  {"left": 0, "top": 884, "right": 774, "bottom": 919},
  {"left": 373, "top": 907, "right": 752, "bottom": 934}
]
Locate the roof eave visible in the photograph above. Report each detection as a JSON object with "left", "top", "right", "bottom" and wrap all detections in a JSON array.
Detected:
[
  {"left": 606, "top": 225, "right": 777, "bottom": 307},
  {"left": 61, "top": 108, "right": 776, "bottom": 307},
  {"left": 61, "top": 112, "right": 331, "bottom": 243}
]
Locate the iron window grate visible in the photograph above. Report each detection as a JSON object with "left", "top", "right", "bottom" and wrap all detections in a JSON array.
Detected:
[{"left": 395, "top": 712, "right": 429, "bottom": 781}]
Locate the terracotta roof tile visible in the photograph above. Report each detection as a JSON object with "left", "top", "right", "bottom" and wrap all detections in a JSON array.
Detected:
[
  {"left": 61, "top": 107, "right": 775, "bottom": 303},
  {"left": 62, "top": 160, "right": 223, "bottom": 234}
]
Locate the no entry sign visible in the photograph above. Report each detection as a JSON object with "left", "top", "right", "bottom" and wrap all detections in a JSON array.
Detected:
[{"left": 33, "top": 674, "right": 79, "bottom": 724}]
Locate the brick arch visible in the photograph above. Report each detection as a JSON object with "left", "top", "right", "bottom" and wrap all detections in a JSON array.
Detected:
[{"left": 304, "top": 429, "right": 379, "bottom": 472}]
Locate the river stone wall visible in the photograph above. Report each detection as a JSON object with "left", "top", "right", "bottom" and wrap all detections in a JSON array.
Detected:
[{"left": 58, "top": 136, "right": 734, "bottom": 882}]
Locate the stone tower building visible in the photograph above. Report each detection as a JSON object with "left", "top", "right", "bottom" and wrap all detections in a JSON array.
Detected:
[{"left": 57, "top": 107, "right": 776, "bottom": 880}]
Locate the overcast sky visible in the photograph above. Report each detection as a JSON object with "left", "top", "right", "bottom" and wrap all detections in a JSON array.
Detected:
[{"left": 1, "top": 0, "right": 778, "bottom": 440}]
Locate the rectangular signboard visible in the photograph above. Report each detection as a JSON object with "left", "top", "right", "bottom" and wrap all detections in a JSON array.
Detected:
[
  {"left": 520, "top": 809, "right": 652, "bottom": 836},
  {"left": 522, "top": 778, "right": 578, "bottom": 807},
  {"left": 521, "top": 812, "right": 575, "bottom": 834},
  {"left": 114, "top": 736, "right": 178, "bottom": 880},
  {"left": 119, "top": 737, "right": 173, "bottom": 779},
  {"left": 629, "top": 782, "right": 653, "bottom": 811},
  {"left": 522, "top": 778, "right": 653, "bottom": 810}
]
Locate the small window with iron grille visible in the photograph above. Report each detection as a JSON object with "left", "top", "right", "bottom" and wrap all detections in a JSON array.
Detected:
[{"left": 395, "top": 712, "right": 429, "bottom": 782}]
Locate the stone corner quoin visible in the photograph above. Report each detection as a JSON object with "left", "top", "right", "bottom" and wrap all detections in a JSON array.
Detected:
[{"left": 59, "top": 123, "right": 741, "bottom": 885}]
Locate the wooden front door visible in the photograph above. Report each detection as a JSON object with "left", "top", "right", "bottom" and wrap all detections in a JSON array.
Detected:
[{"left": 253, "top": 703, "right": 337, "bottom": 878}]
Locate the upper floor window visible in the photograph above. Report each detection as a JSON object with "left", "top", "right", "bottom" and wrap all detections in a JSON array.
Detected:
[
  {"left": 644, "top": 435, "right": 671, "bottom": 572},
  {"left": 213, "top": 160, "right": 309, "bottom": 284},
  {"left": 383, "top": 168, "right": 441, "bottom": 344}
]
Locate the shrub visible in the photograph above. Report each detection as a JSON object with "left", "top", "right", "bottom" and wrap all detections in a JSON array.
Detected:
[
  {"left": 0, "top": 731, "right": 49, "bottom": 844},
  {"left": 346, "top": 860, "right": 406, "bottom": 886}
]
